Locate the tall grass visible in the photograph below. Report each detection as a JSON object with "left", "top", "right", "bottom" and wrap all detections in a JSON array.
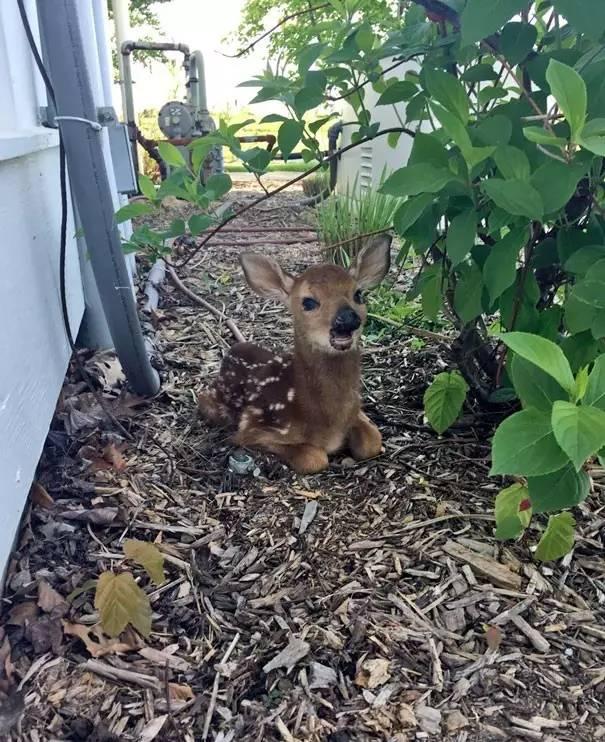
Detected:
[{"left": 316, "top": 177, "right": 402, "bottom": 265}]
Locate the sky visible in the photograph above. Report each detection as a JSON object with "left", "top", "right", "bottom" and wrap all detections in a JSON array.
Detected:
[{"left": 123, "top": 0, "right": 272, "bottom": 114}]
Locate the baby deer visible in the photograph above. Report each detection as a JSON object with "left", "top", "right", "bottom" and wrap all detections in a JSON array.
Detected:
[{"left": 197, "top": 235, "right": 392, "bottom": 474}]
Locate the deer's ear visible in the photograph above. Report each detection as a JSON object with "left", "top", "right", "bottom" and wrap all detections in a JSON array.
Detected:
[
  {"left": 352, "top": 234, "right": 392, "bottom": 289},
  {"left": 240, "top": 253, "right": 294, "bottom": 303}
]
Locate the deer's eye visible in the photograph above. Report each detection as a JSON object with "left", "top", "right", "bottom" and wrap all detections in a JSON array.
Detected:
[
  {"left": 302, "top": 297, "right": 320, "bottom": 311},
  {"left": 353, "top": 289, "right": 364, "bottom": 304}
]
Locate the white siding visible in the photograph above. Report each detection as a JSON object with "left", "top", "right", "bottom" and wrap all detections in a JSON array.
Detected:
[{"left": 0, "top": 0, "right": 123, "bottom": 576}]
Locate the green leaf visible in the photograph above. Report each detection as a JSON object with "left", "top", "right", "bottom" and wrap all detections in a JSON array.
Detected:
[
  {"left": 498, "top": 332, "right": 575, "bottom": 393},
  {"left": 510, "top": 354, "right": 568, "bottom": 412},
  {"left": 115, "top": 202, "right": 154, "bottom": 224},
  {"left": 584, "top": 355, "right": 605, "bottom": 410},
  {"left": 572, "top": 259, "right": 605, "bottom": 309},
  {"left": 408, "top": 132, "right": 450, "bottom": 169},
  {"left": 495, "top": 483, "right": 532, "bottom": 540},
  {"left": 475, "top": 115, "right": 512, "bottom": 146},
  {"left": 523, "top": 127, "right": 567, "bottom": 148},
  {"left": 483, "top": 228, "right": 527, "bottom": 303},
  {"left": 578, "top": 117, "right": 605, "bottom": 155},
  {"left": 528, "top": 464, "right": 590, "bottom": 514},
  {"left": 294, "top": 84, "right": 325, "bottom": 117},
  {"left": 157, "top": 141, "right": 187, "bottom": 169},
  {"left": 446, "top": 210, "right": 476, "bottom": 267},
  {"left": 278, "top": 120, "right": 304, "bottom": 160},
  {"left": 565, "top": 246, "right": 605, "bottom": 276},
  {"left": 423, "top": 371, "right": 468, "bottom": 435},
  {"left": 462, "top": 63, "right": 499, "bottom": 83},
  {"left": 393, "top": 193, "right": 434, "bottom": 236},
  {"left": 490, "top": 408, "right": 568, "bottom": 477},
  {"left": 418, "top": 264, "right": 443, "bottom": 320},
  {"left": 454, "top": 260, "right": 483, "bottom": 324},
  {"left": 461, "top": 0, "right": 528, "bottom": 45},
  {"left": 376, "top": 81, "right": 417, "bottom": 105},
  {"left": 552, "top": 0, "right": 605, "bottom": 41},
  {"left": 500, "top": 21, "right": 537, "bottom": 65},
  {"left": 95, "top": 571, "right": 151, "bottom": 638},
  {"left": 425, "top": 67, "right": 469, "bottom": 122},
  {"left": 546, "top": 59, "right": 587, "bottom": 140},
  {"left": 493, "top": 146, "right": 530, "bottom": 181},
  {"left": 482, "top": 179, "right": 544, "bottom": 219},
  {"left": 297, "top": 42, "right": 326, "bottom": 74},
  {"left": 530, "top": 161, "right": 584, "bottom": 214},
  {"left": 205, "top": 173, "right": 232, "bottom": 199},
  {"left": 379, "top": 164, "right": 454, "bottom": 197},
  {"left": 551, "top": 400, "right": 605, "bottom": 469},
  {"left": 534, "top": 512, "right": 575, "bottom": 561},
  {"left": 478, "top": 87, "right": 508, "bottom": 107},
  {"left": 431, "top": 102, "right": 472, "bottom": 152},
  {"left": 123, "top": 539, "right": 165, "bottom": 585},
  {"left": 138, "top": 175, "right": 157, "bottom": 201},
  {"left": 573, "top": 366, "right": 590, "bottom": 402},
  {"left": 188, "top": 214, "right": 212, "bottom": 236}
]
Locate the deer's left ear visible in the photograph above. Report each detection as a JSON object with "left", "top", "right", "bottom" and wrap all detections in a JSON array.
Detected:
[{"left": 351, "top": 233, "right": 392, "bottom": 290}]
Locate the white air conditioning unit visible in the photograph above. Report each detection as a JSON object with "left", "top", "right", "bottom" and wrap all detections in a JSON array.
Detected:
[{"left": 337, "top": 59, "right": 419, "bottom": 195}]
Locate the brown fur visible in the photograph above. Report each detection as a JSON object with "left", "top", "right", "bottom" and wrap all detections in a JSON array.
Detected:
[{"left": 197, "top": 235, "right": 392, "bottom": 474}]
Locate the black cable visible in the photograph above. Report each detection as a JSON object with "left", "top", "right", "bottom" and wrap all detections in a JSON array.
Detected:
[{"left": 17, "top": 0, "right": 73, "bottom": 351}]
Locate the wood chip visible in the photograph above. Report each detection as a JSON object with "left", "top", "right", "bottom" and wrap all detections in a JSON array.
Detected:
[
  {"left": 511, "top": 615, "right": 551, "bottom": 653},
  {"left": 263, "top": 637, "right": 309, "bottom": 674},
  {"left": 442, "top": 540, "right": 522, "bottom": 589},
  {"left": 298, "top": 501, "right": 318, "bottom": 535}
]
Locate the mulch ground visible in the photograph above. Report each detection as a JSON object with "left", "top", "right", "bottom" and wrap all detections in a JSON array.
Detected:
[{"left": 1, "top": 177, "right": 605, "bottom": 742}]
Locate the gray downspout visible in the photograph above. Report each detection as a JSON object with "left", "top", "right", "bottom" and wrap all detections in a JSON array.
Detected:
[{"left": 37, "top": 0, "right": 160, "bottom": 396}]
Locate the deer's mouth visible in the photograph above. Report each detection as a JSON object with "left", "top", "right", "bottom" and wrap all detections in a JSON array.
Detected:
[{"left": 329, "top": 329, "right": 355, "bottom": 351}]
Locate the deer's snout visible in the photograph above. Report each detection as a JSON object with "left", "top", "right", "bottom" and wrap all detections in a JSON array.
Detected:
[{"left": 332, "top": 306, "right": 361, "bottom": 334}]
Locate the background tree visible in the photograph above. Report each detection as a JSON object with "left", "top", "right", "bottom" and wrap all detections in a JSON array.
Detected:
[{"left": 106, "top": 0, "right": 172, "bottom": 73}]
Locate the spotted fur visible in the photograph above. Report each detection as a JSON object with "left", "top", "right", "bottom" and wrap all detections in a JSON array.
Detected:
[{"left": 197, "top": 235, "right": 392, "bottom": 474}]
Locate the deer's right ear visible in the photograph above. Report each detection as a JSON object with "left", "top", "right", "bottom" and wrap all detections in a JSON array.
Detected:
[{"left": 240, "top": 253, "right": 294, "bottom": 303}]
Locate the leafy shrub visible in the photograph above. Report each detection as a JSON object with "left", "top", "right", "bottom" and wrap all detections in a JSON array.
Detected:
[{"left": 118, "top": 0, "right": 605, "bottom": 558}]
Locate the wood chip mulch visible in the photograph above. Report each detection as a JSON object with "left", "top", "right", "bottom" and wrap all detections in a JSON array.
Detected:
[{"left": 1, "top": 180, "right": 604, "bottom": 742}]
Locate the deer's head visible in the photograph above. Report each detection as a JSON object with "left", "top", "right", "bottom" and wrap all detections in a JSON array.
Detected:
[{"left": 240, "top": 234, "right": 392, "bottom": 353}]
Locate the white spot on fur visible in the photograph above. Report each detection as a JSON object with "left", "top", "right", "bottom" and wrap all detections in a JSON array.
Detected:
[{"left": 287, "top": 388, "right": 295, "bottom": 401}]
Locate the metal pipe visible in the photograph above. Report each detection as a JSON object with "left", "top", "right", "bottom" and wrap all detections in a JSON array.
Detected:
[
  {"left": 112, "top": 0, "right": 131, "bottom": 120},
  {"left": 121, "top": 40, "right": 191, "bottom": 176},
  {"left": 38, "top": 0, "right": 160, "bottom": 396},
  {"left": 187, "top": 49, "right": 208, "bottom": 113}
]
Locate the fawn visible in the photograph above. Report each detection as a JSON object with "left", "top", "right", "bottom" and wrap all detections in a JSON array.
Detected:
[{"left": 197, "top": 234, "right": 392, "bottom": 474}]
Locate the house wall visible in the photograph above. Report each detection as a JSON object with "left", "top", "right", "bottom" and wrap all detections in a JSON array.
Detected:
[{"left": 0, "top": 0, "right": 127, "bottom": 576}]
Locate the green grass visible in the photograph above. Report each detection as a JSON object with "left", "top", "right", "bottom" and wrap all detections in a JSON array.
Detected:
[
  {"left": 316, "top": 177, "right": 403, "bottom": 264},
  {"left": 225, "top": 160, "right": 318, "bottom": 173}
]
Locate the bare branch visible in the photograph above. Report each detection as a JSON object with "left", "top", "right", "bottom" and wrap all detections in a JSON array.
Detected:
[
  {"left": 176, "top": 126, "right": 416, "bottom": 269},
  {"left": 221, "top": 2, "right": 330, "bottom": 58}
]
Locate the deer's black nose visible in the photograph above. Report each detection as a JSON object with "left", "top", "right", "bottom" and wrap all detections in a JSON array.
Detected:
[{"left": 332, "top": 306, "right": 361, "bottom": 333}]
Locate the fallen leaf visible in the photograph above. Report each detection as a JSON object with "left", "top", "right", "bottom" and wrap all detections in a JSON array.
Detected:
[
  {"left": 0, "top": 636, "right": 14, "bottom": 681},
  {"left": 168, "top": 683, "right": 194, "bottom": 702},
  {"left": 7, "top": 602, "right": 39, "bottom": 627},
  {"left": 88, "top": 353, "right": 125, "bottom": 388},
  {"left": 38, "top": 581, "right": 69, "bottom": 618},
  {"left": 62, "top": 621, "right": 142, "bottom": 657},
  {"left": 94, "top": 571, "right": 151, "bottom": 637},
  {"left": 103, "top": 443, "right": 127, "bottom": 471},
  {"left": 61, "top": 507, "right": 118, "bottom": 526},
  {"left": 0, "top": 690, "right": 24, "bottom": 736},
  {"left": 29, "top": 482, "right": 54, "bottom": 509},
  {"left": 27, "top": 616, "right": 63, "bottom": 654},
  {"left": 263, "top": 637, "right": 310, "bottom": 674},
  {"left": 123, "top": 540, "right": 165, "bottom": 585},
  {"left": 485, "top": 625, "right": 503, "bottom": 650},
  {"left": 355, "top": 658, "right": 391, "bottom": 689}
]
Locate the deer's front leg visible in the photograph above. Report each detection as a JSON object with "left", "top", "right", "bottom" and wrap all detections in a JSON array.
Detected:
[
  {"left": 348, "top": 411, "right": 382, "bottom": 461},
  {"left": 234, "top": 426, "right": 328, "bottom": 474}
]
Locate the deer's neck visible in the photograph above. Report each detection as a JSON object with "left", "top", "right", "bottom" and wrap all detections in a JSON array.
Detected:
[{"left": 292, "top": 337, "right": 361, "bottom": 402}]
